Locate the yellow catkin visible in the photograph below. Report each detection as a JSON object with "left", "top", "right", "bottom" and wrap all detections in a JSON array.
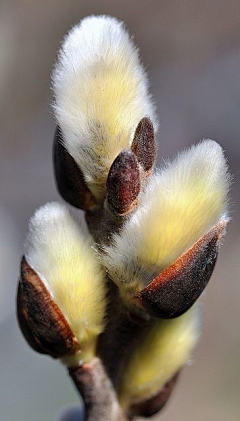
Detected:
[
  {"left": 25, "top": 202, "right": 106, "bottom": 363},
  {"left": 119, "top": 306, "right": 200, "bottom": 407}
]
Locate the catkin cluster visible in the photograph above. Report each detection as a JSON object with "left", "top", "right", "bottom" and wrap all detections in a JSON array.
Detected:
[{"left": 17, "top": 15, "right": 230, "bottom": 420}]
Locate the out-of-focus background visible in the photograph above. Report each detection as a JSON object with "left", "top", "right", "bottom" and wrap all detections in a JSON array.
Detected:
[{"left": 1, "top": 1, "right": 239, "bottom": 420}]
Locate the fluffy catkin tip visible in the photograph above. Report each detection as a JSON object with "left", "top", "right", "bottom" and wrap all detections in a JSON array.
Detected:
[
  {"left": 25, "top": 202, "right": 106, "bottom": 362},
  {"left": 52, "top": 15, "right": 157, "bottom": 200},
  {"left": 102, "top": 140, "right": 230, "bottom": 298}
]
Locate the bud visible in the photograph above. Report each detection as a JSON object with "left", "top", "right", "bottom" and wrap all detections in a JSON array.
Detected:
[
  {"left": 101, "top": 140, "right": 230, "bottom": 316},
  {"left": 118, "top": 307, "right": 200, "bottom": 415},
  {"left": 107, "top": 150, "right": 140, "bottom": 215},
  {"left": 53, "top": 126, "right": 95, "bottom": 210},
  {"left": 131, "top": 116, "right": 156, "bottom": 174},
  {"left": 17, "top": 202, "right": 107, "bottom": 366},
  {"left": 52, "top": 15, "right": 157, "bottom": 200}
]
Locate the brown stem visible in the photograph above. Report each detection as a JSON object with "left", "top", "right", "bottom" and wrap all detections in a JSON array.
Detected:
[
  {"left": 97, "top": 281, "right": 151, "bottom": 387},
  {"left": 68, "top": 357, "right": 128, "bottom": 421}
]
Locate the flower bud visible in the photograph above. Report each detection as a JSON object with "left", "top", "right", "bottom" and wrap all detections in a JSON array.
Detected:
[
  {"left": 118, "top": 307, "right": 200, "bottom": 415},
  {"left": 131, "top": 116, "right": 156, "bottom": 174},
  {"left": 107, "top": 150, "right": 140, "bottom": 215},
  {"left": 17, "top": 202, "right": 107, "bottom": 366},
  {"left": 52, "top": 15, "right": 157, "bottom": 200},
  {"left": 101, "top": 140, "right": 230, "bottom": 316}
]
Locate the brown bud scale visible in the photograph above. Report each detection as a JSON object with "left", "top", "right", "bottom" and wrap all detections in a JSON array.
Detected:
[
  {"left": 53, "top": 126, "right": 95, "bottom": 210},
  {"left": 17, "top": 257, "right": 79, "bottom": 358},
  {"left": 107, "top": 150, "right": 140, "bottom": 215},
  {"left": 131, "top": 117, "right": 156, "bottom": 174},
  {"left": 139, "top": 221, "right": 227, "bottom": 319}
]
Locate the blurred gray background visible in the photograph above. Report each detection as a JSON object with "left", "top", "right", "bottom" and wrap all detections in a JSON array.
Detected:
[{"left": 0, "top": 1, "right": 240, "bottom": 420}]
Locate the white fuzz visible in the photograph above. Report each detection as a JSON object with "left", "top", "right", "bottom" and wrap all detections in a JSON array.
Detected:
[
  {"left": 52, "top": 15, "right": 157, "bottom": 200},
  {"left": 119, "top": 306, "right": 200, "bottom": 407},
  {"left": 25, "top": 202, "right": 106, "bottom": 360},
  {"left": 102, "top": 140, "right": 230, "bottom": 298}
]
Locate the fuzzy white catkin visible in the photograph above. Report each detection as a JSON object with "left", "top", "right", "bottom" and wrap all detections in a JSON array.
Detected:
[
  {"left": 52, "top": 15, "right": 157, "bottom": 200},
  {"left": 25, "top": 202, "right": 106, "bottom": 357},
  {"left": 102, "top": 140, "right": 230, "bottom": 299}
]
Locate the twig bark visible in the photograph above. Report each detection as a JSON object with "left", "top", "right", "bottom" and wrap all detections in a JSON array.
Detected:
[{"left": 69, "top": 357, "right": 128, "bottom": 421}]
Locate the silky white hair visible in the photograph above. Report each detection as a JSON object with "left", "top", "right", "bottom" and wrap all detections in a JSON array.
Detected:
[
  {"left": 25, "top": 202, "right": 106, "bottom": 362},
  {"left": 101, "top": 140, "right": 230, "bottom": 300},
  {"left": 52, "top": 15, "right": 157, "bottom": 200}
]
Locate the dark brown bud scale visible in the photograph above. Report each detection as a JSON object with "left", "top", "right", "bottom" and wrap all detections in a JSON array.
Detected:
[
  {"left": 53, "top": 126, "right": 95, "bottom": 210},
  {"left": 131, "top": 117, "right": 156, "bottom": 174},
  {"left": 139, "top": 221, "right": 227, "bottom": 319},
  {"left": 128, "top": 370, "right": 180, "bottom": 418},
  {"left": 17, "top": 257, "right": 79, "bottom": 358},
  {"left": 107, "top": 150, "right": 140, "bottom": 215}
]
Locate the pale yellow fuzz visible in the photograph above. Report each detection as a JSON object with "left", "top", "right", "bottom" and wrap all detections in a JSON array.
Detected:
[
  {"left": 52, "top": 15, "right": 157, "bottom": 200},
  {"left": 102, "top": 140, "right": 230, "bottom": 298},
  {"left": 118, "top": 306, "right": 200, "bottom": 407},
  {"left": 138, "top": 140, "right": 229, "bottom": 271},
  {"left": 25, "top": 202, "right": 106, "bottom": 363}
]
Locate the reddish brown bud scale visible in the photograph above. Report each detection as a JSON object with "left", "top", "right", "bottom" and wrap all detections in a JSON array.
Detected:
[
  {"left": 53, "top": 126, "right": 95, "bottom": 210},
  {"left": 128, "top": 371, "right": 180, "bottom": 418},
  {"left": 139, "top": 221, "right": 227, "bottom": 319},
  {"left": 131, "top": 117, "right": 156, "bottom": 174},
  {"left": 17, "top": 257, "right": 79, "bottom": 358},
  {"left": 107, "top": 150, "right": 140, "bottom": 215}
]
